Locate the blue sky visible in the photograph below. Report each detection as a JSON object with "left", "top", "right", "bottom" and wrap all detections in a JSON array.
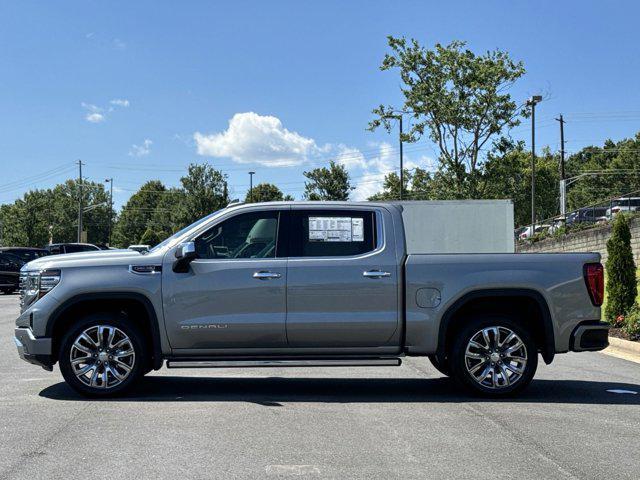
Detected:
[{"left": 1, "top": 0, "right": 640, "bottom": 207}]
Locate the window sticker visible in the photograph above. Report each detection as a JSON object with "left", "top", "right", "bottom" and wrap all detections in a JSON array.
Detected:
[
  {"left": 308, "top": 216, "right": 364, "bottom": 242},
  {"left": 351, "top": 218, "right": 364, "bottom": 242}
]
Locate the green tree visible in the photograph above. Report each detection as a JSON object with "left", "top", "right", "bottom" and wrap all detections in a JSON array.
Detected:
[
  {"left": 482, "top": 140, "right": 560, "bottom": 226},
  {"left": 605, "top": 214, "right": 637, "bottom": 323},
  {"left": 139, "top": 227, "right": 163, "bottom": 246},
  {"left": 369, "top": 37, "right": 526, "bottom": 198},
  {"left": 0, "top": 179, "right": 111, "bottom": 247},
  {"left": 246, "top": 183, "right": 291, "bottom": 203},
  {"left": 175, "top": 163, "right": 229, "bottom": 226},
  {"left": 303, "top": 161, "right": 353, "bottom": 200},
  {"left": 112, "top": 180, "right": 167, "bottom": 248},
  {"left": 565, "top": 133, "right": 640, "bottom": 210},
  {"left": 149, "top": 188, "right": 185, "bottom": 238}
]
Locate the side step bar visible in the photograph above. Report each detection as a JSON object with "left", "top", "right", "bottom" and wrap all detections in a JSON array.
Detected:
[{"left": 166, "top": 358, "right": 402, "bottom": 369}]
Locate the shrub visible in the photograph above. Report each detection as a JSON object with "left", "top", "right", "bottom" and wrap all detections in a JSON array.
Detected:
[
  {"left": 624, "top": 304, "right": 640, "bottom": 340},
  {"left": 605, "top": 214, "right": 637, "bottom": 323}
]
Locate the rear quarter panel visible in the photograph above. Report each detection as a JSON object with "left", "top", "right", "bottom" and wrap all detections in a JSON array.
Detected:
[{"left": 404, "top": 253, "right": 601, "bottom": 354}]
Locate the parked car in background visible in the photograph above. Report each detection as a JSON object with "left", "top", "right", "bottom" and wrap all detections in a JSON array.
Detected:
[
  {"left": 0, "top": 247, "right": 49, "bottom": 263},
  {"left": 606, "top": 197, "right": 640, "bottom": 218},
  {"left": 518, "top": 224, "right": 551, "bottom": 239},
  {"left": 566, "top": 207, "right": 609, "bottom": 225},
  {"left": 0, "top": 252, "right": 25, "bottom": 294},
  {"left": 44, "top": 243, "right": 101, "bottom": 255}
]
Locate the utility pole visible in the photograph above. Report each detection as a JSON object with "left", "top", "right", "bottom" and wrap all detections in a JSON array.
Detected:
[
  {"left": 248, "top": 171, "right": 255, "bottom": 202},
  {"left": 77, "top": 160, "right": 83, "bottom": 243},
  {"left": 526, "top": 96, "right": 542, "bottom": 234},
  {"left": 105, "top": 178, "right": 113, "bottom": 246},
  {"left": 555, "top": 114, "right": 566, "bottom": 180}
]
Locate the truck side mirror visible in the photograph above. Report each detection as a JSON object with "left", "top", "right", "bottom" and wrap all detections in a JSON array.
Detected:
[{"left": 173, "top": 242, "right": 197, "bottom": 272}]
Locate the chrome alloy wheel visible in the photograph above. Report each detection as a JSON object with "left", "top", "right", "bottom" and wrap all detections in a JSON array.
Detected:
[
  {"left": 464, "top": 326, "right": 527, "bottom": 389},
  {"left": 69, "top": 325, "right": 136, "bottom": 389}
]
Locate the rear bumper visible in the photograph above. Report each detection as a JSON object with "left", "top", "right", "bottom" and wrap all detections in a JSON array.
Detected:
[
  {"left": 14, "top": 327, "right": 54, "bottom": 371},
  {"left": 570, "top": 321, "right": 610, "bottom": 352}
]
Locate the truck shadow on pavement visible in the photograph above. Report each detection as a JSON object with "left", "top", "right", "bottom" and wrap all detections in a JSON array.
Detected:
[{"left": 39, "top": 376, "right": 640, "bottom": 405}]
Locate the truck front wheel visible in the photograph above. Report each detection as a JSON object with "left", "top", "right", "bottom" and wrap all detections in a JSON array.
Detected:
[
  {"left": 450, "top": 316, "right": 538, "bottom": 397},
  {"left": 59, "top": 313, "right": 147, "bottom": 397}
]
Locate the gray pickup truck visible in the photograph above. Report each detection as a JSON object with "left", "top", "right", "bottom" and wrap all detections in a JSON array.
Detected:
[{"left": 14, "top": 201, "right": 609, "bottom": 397}]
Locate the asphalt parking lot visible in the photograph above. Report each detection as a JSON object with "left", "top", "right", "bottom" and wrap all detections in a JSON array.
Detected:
[{"left": 1, "top": 295, "right": 640, "bottom": 479}]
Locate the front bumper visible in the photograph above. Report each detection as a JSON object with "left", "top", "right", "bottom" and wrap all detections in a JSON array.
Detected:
[
  {"left": 570, "top": 321, "right": 610, "bottom": 352},
  {"left": 14, "top": 327, "right": 53, "bottom": 371}
]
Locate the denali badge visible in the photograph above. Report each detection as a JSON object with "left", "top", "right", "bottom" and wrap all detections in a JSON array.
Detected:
[{"left": 181, "top": 324, "right": 229, "bottom": 330}]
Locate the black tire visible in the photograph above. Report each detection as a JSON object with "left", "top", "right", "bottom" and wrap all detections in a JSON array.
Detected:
[
  {"left": 428, "top": 354, "right": 451, "bottom": 377},
  {"left": 59, "top": 312, "right": 147, "bottom": 398},
  {"left": 1, "top": 287, "right": 15, "bottom": 294},
  {"left": 450, "top": 315, "right": 538, "bottom": 397}
]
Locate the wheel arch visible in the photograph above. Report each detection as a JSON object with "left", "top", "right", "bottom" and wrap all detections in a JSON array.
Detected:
[
  {"left": 47, "top": 292, "right": 163, "bottom": 370},
  {"left": 436, "top": 288, "right": 555, "bottom": 365}
]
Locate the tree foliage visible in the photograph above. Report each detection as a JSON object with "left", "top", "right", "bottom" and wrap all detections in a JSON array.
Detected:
[
  {"left": 175, "top": 163, "right": 229, "bottom": 227},
  {"left": 605, "top": 214, "right": 637, "bottom": 323},
  {"left": 245, "top": 183, "right": 293, "bottom": 203},
  {"left": 565, "top": 132, "right": 640, "bottom": 210},
  {"left": 0, "top": 180, "right": 111, "bottom": 247},
  {"left": 303, "top": 161, "right": 353, "bottom": 201},
  {"left": 112, "top": 180, "right": 168, "bottom": 248},
  {"left": 369, "top": 37, "right": 526, "bottom": 198}
]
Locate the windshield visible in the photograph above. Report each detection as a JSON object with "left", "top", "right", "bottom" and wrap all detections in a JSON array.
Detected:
[{"left": 149, "top": 210, "right": 222, "bottom": 253}]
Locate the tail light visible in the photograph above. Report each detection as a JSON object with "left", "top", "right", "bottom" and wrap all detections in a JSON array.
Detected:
[{"left": 584, "top": 263, "right": 604, "bottom": 306}]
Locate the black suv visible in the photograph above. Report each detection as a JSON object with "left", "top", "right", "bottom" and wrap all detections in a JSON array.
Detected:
[
  {"left": 0, "top": 252, "right": 25, "bottom": 294},
  {"left": 0, "top": 247, "right": 49, "bottom": 263}
]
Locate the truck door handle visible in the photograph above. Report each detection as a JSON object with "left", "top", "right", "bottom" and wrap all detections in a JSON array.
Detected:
[
  {"left": 253, "top": 271, "right": 282, "bottom": 280},
  {"left": 363, "top": 270, "right": 391, "bottom": 279}
]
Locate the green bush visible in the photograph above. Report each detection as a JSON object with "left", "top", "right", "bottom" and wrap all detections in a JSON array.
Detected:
[
  {"left": 624, "top": 304, "right": 640, "bottom": 340},
  {"left": 605, "top": 214, "right": 637, "bottom": 323}
]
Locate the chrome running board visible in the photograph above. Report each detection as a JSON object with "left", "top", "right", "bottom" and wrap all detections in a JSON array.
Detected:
[{"left": 166, "top": 358, "right": 402, "bottom": 369}]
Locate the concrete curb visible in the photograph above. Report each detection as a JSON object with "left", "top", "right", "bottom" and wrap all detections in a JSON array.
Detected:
[{"left": 602, "top": 336, "right": 640, "bottom": 364}]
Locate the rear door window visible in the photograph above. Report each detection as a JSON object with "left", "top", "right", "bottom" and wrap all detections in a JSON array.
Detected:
[{"left": 289, "top": 210, "right": 376, "bottom": 257}]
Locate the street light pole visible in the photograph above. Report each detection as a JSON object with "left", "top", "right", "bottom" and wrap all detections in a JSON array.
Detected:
[
  {"left": 105, "top": 178, "right": 113, "bottom": 246},
  {"left": 248, "top": 171, "right": 255, "bottom": 202},
  {"left": 526, "top": 96, "right": 542, "bottom": 233},
  {"left": 77, "top": 160, "right": 84, "bottom": 242},
  {"left": 398, "top": 115, "right": 404, "bottom": 200}
]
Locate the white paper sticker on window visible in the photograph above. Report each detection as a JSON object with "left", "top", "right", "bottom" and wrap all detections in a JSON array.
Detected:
[
  {"left": 308, "top": 216, "right": 364, "bottom": 242},
  {"left": 351, "top": 218, "right": 364, "bottom": 242}
]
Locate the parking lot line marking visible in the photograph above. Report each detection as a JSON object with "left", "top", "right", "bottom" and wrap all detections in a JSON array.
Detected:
[{"left": 606, "top": 389, "right": 637, "bottom": 394}]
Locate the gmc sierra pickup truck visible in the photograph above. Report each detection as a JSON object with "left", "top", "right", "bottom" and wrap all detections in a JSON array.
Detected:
[{"left": 14, "top": 201, "right": 609, "bottom": 397}]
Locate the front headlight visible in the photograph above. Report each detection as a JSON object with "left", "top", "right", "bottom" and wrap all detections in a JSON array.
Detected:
[
  {"left": 21, "top": 269, "right": 61, "bottom": 311},
  {"left": 39, "top": 269, "right": 61, "bottom": 295}
]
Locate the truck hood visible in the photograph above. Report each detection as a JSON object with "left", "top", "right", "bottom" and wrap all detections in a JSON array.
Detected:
[{"left": 24, "top": 249, "right": 155, "bottom": 270}]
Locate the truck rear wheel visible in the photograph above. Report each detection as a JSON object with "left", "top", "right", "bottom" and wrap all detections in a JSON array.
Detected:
[
  {"left": 450, "top": 316, "right": 537, "bottom": 397},
  {"left": 59, "top": 313, "right": 147, "bottom": 397}
]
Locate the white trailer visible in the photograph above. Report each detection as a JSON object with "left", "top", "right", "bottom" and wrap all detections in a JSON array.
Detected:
[{"left": 392, "top": 200, "right": 514, "bottom": 254}]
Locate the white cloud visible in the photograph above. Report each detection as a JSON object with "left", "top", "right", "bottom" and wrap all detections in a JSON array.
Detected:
[
  {"left": 194, "top": 112, "right": 322, "bottom": 167},
  {"left": 110, "top": 98, "right": 130, "bottom": 108},
  {"left": 129, "top": 139, "right": 152, "bottom": 157},
  {"left": 85, "top": 112, "right": 105, "bottom": 123},
  {"left": 81, "top": 99, "right": 129, "bottom": 123},
  {"left": 113, "top": 38, "right": 126, "bottom": 50},
  {"left": 193, "top": 111, "right": 435, "bottom": 200},
  {"left": 81, "top": 102, "right": 105, "bottom": 123}
]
